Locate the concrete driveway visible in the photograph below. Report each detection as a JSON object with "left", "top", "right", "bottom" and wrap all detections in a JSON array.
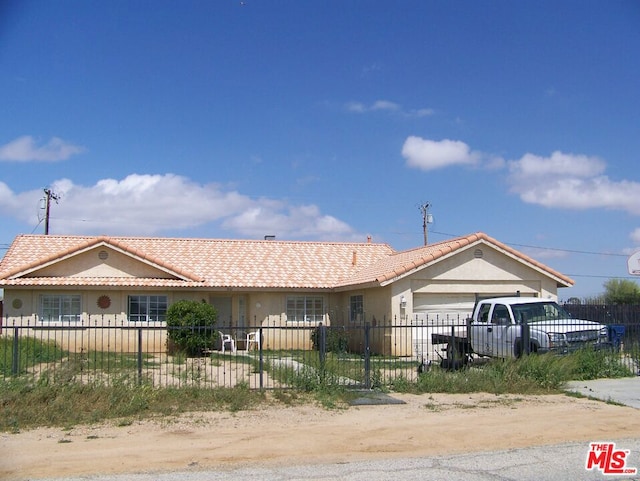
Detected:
[{"left": 566, "top": 376, "right": 640, "bottom": 409}]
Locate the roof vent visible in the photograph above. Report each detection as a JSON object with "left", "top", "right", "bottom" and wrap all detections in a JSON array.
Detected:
[
  {"left": 98, "top": 250, "right": 109, "bottom": 261},
  {"left": 474, "top": 248, "right": 483, "bottom": 259},
  {"left": 264, "top": 235, "right": 276, "bottom": 241},
  {"left": 352, "top": 251, "right": 357, "bottom": 266}
]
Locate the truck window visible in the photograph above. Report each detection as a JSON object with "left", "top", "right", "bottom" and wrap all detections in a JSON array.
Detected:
[
  {"left": 511, "top": 301, "right": 571, "bottom": 323},
  {"left": 491, "top": 304, "right": 510, "bottom": 325},
  {"left": 477, "top": 304, "right": 491, "bottom": 323}
]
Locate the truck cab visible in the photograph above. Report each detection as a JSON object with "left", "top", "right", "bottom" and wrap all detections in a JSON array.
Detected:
[{"left": 469, "top": 297, "right": 609, "bottom": 359}]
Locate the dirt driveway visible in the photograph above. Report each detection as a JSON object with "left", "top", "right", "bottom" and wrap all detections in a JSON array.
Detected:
[{"left": 3, "top": 392, "right": 640, "bottom": 480}]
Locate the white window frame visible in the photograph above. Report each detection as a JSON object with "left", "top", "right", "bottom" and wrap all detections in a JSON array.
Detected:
[
  {"left": 128, "top": 295, "right": 168, "bottom": 323},
  {"left": 286, "top": 295, "right": 324, "bottom": 323},
  {"left": 39, "top": 294, "right": 82, "bottom": 325}
]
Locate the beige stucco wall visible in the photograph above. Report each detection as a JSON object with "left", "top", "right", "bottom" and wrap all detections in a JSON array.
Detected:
[
  {"left": 1, "top": 288, "right": 344, "bottom": 352},
  {"left": 31, "top": 248, "right": 175, "bottom": 279},
  {"left": 408, "top": 245, "right": 560, "bottom": 299}
]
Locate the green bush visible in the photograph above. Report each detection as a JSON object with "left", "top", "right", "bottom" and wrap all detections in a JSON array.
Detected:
[
  {"left": 310, "top": 326, "right": 349, "bottom": 353},
  {"left": 566, "top": 347, "right": 633, "bottom": 380},
  {"left": 166, "top": 300, "right": 217, "bottom": 356}
]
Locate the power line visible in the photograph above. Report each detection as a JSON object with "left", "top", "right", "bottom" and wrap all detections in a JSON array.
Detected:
[
  {"left": 567, "top": 273, "right": 639, "bottom": 280},
  {"left": 508, "top": 242, "right": 627, "bottom": 258},
  {"left": 429, "top": 230, "right": 627, "bottom": 258}
]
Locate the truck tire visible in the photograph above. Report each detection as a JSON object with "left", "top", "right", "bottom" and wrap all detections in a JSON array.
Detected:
[
  {"left": 514, "top": 340, "right": 539, "bottom": 358},
  {"left": 441, "top": 342, "right": 467, "bottom": 370}
]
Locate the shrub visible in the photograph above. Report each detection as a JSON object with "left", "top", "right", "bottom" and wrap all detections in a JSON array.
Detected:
[
  {"left": 565, "top": 347, "right": 633, "bottom": 380},
  {"left": 166, "top": 300, "right": 217, "bottom": 356},
  {"left": 310, "top": 326, "right": 349, "bottom": 353}
]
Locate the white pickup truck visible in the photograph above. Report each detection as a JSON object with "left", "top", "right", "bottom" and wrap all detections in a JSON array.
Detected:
[{"left": 431, "top": 297, "right": 610, "bottom": 368}]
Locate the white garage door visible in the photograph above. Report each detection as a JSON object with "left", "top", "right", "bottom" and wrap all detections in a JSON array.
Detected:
[
  {"left": 411, "top": 294, "right": 475, "bottom": 363},
  {"left": 412, "top": 294, "right": 475, "bottom": 322}
]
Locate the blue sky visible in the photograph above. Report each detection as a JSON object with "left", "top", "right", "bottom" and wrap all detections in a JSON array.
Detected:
[{"left": 1, "top": 1, "right": 639, "bottom": 299}]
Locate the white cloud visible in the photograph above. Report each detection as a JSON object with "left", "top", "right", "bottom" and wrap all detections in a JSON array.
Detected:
[
  {"left": 346, "top": 100, "right": 433, "bottom": 118},
  {"left": 402, "top": 137, "right": 479, "bottom": 171},
  {"left": 371, "top": 100, "right": 400, "bottom": 112},
  {"left": 347, "top": 100, "right": 399, "bottom": 113},
  {"left": 630, "top": 228, "right": 640, "bottom": 245},
  {"left": 0, "top": 174, "right": 360, "bottom": 240},
  {"left": 402, "top": 138, "right": 640, "bottom": 217},
  {"left": 0, "top": 135, "right": 85, "bottom": 162},
  {"left": 508, "top": 151, "right": 640, "bottom": 214},
  {"left": 509, "top": 151, "right": 605, "bottom": 179},
  {"left": 223, "top": 203, "right": 355, "bottom": 239},
  {"left": 411, "top": 108, "right": 435, "bottom": 118}
]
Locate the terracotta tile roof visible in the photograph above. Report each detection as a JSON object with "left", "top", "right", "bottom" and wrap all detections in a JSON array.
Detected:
[
  {"left": 338, "top": 232, "right": 574, "bottom": 288},
  {"left": 0, "top": 235, "right": 394, "bottom": 289},
  {"left": 0, "top": 232, "right": 573, "bottom": 289}
]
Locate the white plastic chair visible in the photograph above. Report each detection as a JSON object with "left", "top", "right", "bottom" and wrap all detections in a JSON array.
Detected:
[
  {"left": 245, "top": 331, "right": 260, "bottom": 352},
  {"left": 218, "top": 331, "right": 236, "bottom": 353}
]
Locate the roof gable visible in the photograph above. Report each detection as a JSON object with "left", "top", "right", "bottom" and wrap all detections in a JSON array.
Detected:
[
  {"left": 28, "top": 246, "right": 181, "bottom": 280},
  {"left": 0, "top": 236, "right": 201, "bottom": 283},
  {"left": 339, "top": 232, "right": 574, "bottom": 288}
]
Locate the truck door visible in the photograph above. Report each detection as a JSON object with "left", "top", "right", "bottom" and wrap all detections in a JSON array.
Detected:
[
  {"left": 469, "top": 303, "right": 492, "bottom": 356},
  {"left": 490, "top": 304, "right": 513, "bottom": 358}
]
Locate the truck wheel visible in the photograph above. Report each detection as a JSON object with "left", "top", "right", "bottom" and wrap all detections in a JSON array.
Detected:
[
  {"left": 441, "top": 342, "right": 467, "bottom": 370},
  {"left": 514, "top": 341, "right": 523, "bottom": 358},
  {"left": 515, "top": 341, "right": 538, "bottom": 358}
]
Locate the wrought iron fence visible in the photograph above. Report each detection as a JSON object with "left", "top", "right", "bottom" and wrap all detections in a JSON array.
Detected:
[
  {"left": 0, "top": 317, "right": 424, "bottom": 389},
  {"left": 1, "top": 309, "right": 639, "bottom": 389}
]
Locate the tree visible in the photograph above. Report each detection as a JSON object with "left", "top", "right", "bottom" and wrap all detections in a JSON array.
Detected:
[
  {"left": 603, "top": 279, "right": 640, "bottom": 305},
  {"left": 166, "top": 300, "right": 218, "bottom": 355}
]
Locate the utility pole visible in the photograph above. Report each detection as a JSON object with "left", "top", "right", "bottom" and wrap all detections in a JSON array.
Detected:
[
  {"left": 418, "top": 202, "right": 432, "bottom": 246},
  {"left": 43, "top": 188, "right": 60, "bottom": 235}
]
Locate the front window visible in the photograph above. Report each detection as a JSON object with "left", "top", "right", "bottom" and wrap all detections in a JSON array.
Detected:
[
  {"left": 350, "top": 295, "right": 363, "bottom": 322},
  {"left": 128, "top": 295, "right": 168, "bottom": 322},
  {"left": 286, "top": 295, "right": 324, "bottom": 322},
  {"left": 511, "top": 301, "right": 571, "bottom": 324},
  {"left": 491, "top": 304, "right": 510, "bottom": 325},
  {"left": 40, "top": 294, "right": 82, "bottom": 323},
  {"left": 477, "top": 303, "right": 491, "bottom": 323}
]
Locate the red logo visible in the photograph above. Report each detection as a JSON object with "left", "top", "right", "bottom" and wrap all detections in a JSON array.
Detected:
[{"left": 586, "top": 442, "right": 637, "bottom": 475}]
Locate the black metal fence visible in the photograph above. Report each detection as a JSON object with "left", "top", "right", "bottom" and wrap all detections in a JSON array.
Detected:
[
  {"left": 1, "top": 307, "right": 639, "bottom": 389},
  {"left": 562, "top": 302, "right": 640, "bottom": 326},
  {"left": 0, "top": 318, "right": 424, "bottom": 389}
]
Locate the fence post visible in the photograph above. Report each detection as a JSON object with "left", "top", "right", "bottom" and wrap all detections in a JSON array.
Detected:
[
  {"left": 318, "top": 322, "right": 327, "bottom": 365},
  {"left": 522, "top": 322, "right": 531, "bottom": 356},
  {"left": 12, "top": 326, "right": 19, "bottom": 376},
  {"left": 316, "top": 323, "right": 327, "bottom": 384},
  {"left": 137, "top": 328, "right": 143, "bottom": 385},
  {"left": 258, "top": 326, "right": 264, "bottom": 389},
  {"left": 364, "top": 322, "right": 371, "bottom": 389}
]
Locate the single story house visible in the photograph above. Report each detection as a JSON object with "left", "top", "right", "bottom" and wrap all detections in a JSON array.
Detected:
[{"left": 0, "top": 232, "right": 573, "bottom": 356}]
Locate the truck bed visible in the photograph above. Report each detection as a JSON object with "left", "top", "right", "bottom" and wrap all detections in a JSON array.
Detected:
[{"left": 431, "top": 325, "right": 468, "bottom": 345}]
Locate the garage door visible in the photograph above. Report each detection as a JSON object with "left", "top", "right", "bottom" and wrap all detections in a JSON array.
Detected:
[
  {"left": 411, "top": 294, "right": 476, "bottom": 362},
  {"left": 412, "top": 294, "right": 475, "bottom": 322}
]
